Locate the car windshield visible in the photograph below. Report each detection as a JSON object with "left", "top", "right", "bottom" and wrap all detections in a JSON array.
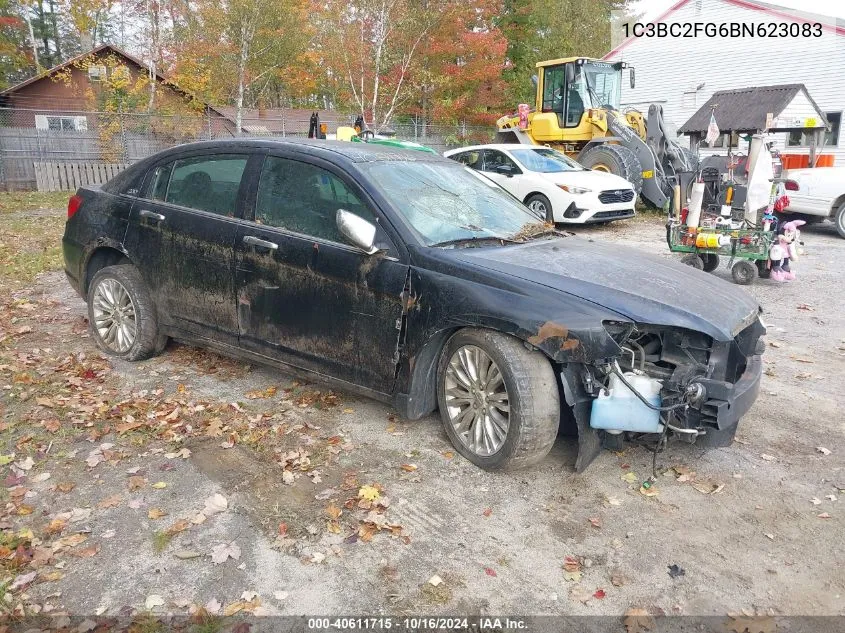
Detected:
[
  {"left": 363, "top": 161, "right": 541, "bottom": 246},
  {"left": 510, "top": 148, "right": 584, "bottom": 173}
]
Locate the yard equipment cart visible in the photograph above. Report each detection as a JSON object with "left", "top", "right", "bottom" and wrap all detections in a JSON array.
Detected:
[{"left": 666, "top": 223, "right": 775, "bottom": 285}]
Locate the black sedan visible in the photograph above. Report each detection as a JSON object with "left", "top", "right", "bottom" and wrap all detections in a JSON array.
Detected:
[{"left": 62, "top": 139, "right": 765, "bottom": 471}]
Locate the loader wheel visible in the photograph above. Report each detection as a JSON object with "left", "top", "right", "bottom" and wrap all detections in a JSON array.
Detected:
[{"left": 579, "top": 144, "right": 643, "bottom": 193}]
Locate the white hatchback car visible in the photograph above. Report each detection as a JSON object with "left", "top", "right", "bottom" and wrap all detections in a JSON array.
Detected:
[{"left": 444, "top": 144, "right": 637, "bottom": 224}]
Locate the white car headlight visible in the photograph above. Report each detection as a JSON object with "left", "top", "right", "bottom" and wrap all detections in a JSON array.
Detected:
[{"left": 558, "top": 185, "right": 592, "bottom": 194}]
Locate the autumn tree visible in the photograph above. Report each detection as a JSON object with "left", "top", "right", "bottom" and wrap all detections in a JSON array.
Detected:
[
  {"left": 410, "top": 0, "right": 508, "bottom": 128},
  {"left": 316, "top": 0, "right": 447, "bottom": 132}
]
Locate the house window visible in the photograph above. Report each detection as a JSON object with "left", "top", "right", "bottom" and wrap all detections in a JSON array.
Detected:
[
  {"left": 88, "top": 65, "right": 107, "bottom": 82},
  {"left": 788, "top": 112, "right": 840, "bottom": 147},
  {"left": 34, "top": 115, "right": 89, "bottom": 132}
]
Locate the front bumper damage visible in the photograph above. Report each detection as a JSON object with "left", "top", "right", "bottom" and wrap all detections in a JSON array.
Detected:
[{"left": 561, "top": 319, "right": 765, "bottom": 472}]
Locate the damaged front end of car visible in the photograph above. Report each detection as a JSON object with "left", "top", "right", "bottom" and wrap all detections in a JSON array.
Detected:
[{"left": 556, "top": 316, "right": 766, "bottom": 472}]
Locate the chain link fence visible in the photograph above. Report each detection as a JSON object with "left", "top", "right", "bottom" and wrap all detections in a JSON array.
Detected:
[{"left": 0, "top": 107, "right": 494, "bottom": 191}]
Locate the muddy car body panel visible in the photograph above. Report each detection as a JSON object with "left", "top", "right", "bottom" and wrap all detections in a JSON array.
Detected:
[{"left": 63, "top": 139, "right": 765, "bottom": 471}]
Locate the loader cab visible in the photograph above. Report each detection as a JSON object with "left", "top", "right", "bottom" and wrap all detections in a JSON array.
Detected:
[{"left": 537, "top": 58, "right": 627, "bottom": 129}]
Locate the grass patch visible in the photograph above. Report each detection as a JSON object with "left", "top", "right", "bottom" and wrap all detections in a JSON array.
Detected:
[
  {"left": 0, "top": 191, "right": 71, "bottom": 214},
  {"left": 0, "top": 212, "right": 65, "bottom": 282},
  {"left": 151, "top": 530, "right": 174, "bottom": 553}
]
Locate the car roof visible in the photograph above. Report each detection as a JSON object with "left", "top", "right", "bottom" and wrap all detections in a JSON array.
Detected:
[
  {"left": 444, "top": 144, "right": 550, "bottom": 154},
  {"left": 164, "top": 138, "right": 449, "bottom": 164}
]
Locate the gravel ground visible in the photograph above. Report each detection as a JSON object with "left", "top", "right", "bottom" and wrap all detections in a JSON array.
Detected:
[{"left": 1, "top": 211, "right": 843, "bottom": 623}]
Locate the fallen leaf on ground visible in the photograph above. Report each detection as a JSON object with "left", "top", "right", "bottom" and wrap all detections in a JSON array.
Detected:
[
  {"left": 593, "top": 589, "right": 606, "bottom": 599},
  {"left": 483, "top": 508, "right": 493, "bottom": 517},
  {"left": 203, "top": 493, "right": 228, "bottom": 516},
  {"left": 166, "top": 519, "right": 190, "bottom": 535},
  {"left": 56, "top": 482, "right": 75, "bottom": 493},
  {"left": 31, "top": 472, "right": 51, "bottom": 483},
  {"left": 400, "top": 464, "right": 418, "bottom": 472},
  {"left": 310, "top": 551, "right": 325, "bottom": 563},
  {"left": 358, "top": 485, "right": 380, "bottom": 501},
  {"left": 151, "top": 481, "right": 167, "bottom": 489},
  {"left": 484, "top": 567, "right": 497, "bottom": 577},
  {"left": 563, "top": 556, "right": 582, "bottom": 582},
  {"left": 16, "top": 456, "right": 34, "bottom": 471},
  {"left": 282, "top": 471, "right": 295, "bottom": 485},
  {"left": 10, "top": 571, "right": 36, "bottom": 591},
  {"left": 760, "top": 454, "right": 777, "bottom": 462},
  {"left": 174, "top": 550, "right": 202, "bottom": 559},
  {"left": 74, "top": 544, "right": 100, "bottom": 558},
  {"left": 205, "top": 598, "right": 222, "bottom": 614},
  {"left": 165, "top": 448, "right": 192, "bottom": 459},
  {"left": 817, "top": 512, "right": 831, "bottom": 519},
  {"left": 810, "top": 498, "right": 822, "bottom": 505},
  {"left": 211, "top": 542, "right": 241, "bottom": 564},
  {"left": 621, "top": 472, "right": 639, "bottom": 484},
  {"left": 128, "top": 476, "right": 146, "bottom": 491},
  {"left": 273, "top": 591, "right": 289, "bottom": 601},
  {"left": 148, "top": 508, "right": 167, "bottom": 519},
  {"left": 691, "top": 481, "right": 725, "bottom": 495},
  {"left": 611, "top": 573, "right": 625, "bottom": 587},
  {"left": 145, "top": 595, "right": 165, "bottom": 610},
  {"left": 765, "top": 533, "right": 774, "bottom": 540},
  {"left": 97, "top": 494, "right": 122, "bottom": 509},
  {"left": 624, "top": 608, "right": 655, "bottom": 633},
  {"left": 639, "top": 485, "right": 659, "bottom": 497},
  {"left": 428, "top": 575, "right": 443, "bottom": 587},
  {"left": 816, "top": 446, "right": 831, "bottom": 456},
  {"left": 589, "top": 517, "right": 602, "bottom": 528}
]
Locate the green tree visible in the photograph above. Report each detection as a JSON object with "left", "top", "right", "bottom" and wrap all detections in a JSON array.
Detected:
[{"left": 498, "top": 0, "right": 629, "bottom": 105}]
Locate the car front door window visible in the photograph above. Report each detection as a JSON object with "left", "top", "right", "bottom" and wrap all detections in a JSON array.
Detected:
[
  {"left": 481, "top": 150, "right": 520, "bottom": 176},
  {"left": 255, "top": 156, "right": 377, "bottom": 242}
]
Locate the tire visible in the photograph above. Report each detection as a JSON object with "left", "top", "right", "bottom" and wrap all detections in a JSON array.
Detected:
[
  {"left": 731, "top": 260, "right": 757, "bottom": 285},
  {"left": 578, "top": 144, "right": 643, "bottom": 193},
  {"left": 836, "top": 203, "right": 845, "bottom": 239},
  {"left": 756, "top": 260, "right": 771, "bottom": 279},
  {"left": 680, "top": 253, "right": 704, "bottom": 270},
  {"left": 87, "top": 264, "right": 167, "bottom": 361},
  {"left": 701, "top": 253, "right": 720, "bottom": 272},
  {"left": 437, "top": 328, "right": 560, "bottom": 471},
  {"left": 525, "top": 193, "right": 553, "bottom": 222}
]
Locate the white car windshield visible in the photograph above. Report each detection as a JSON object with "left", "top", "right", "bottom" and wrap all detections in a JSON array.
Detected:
[
  {"left": 363, "top": 161, "right": 541, "bottom": 246},
  {"left": 510, "top": 148, "right": 584, "bottom": 173}
]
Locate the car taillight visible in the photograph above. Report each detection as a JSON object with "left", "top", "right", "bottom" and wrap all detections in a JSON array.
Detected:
[
  {"left": 67, "top": 194, "right": 82, "bottom": 218},
  {"left": 784, "top": 180, "right": 799, "bottom": 191}
]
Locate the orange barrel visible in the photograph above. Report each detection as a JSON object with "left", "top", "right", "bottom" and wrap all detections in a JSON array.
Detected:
[{"left": 816, "top": 154, "right": 835, "bottom": 167}]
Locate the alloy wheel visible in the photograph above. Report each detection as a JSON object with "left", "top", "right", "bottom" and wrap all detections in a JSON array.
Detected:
[
  {"left": 92, "top": 278, "right": 137, "bottom": 353},
  {"left": 443, "top": 345, "right": 510, "bottom": 457},
  {"left": 527, "top": 199, "right": 547, "bottom": 215}
]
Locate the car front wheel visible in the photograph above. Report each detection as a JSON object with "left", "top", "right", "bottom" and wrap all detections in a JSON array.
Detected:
[
  {"left": 87, "top": 264, "right": 167, "bottom": 361},
  {"left": 437, "top": 329, "right": 560, "bottom": 470},
  {"left": 525, "top": 193, "right": 553, "bottom": 223},
  {"left": 836, "top": 203, "right": 845, "bottom": 239}
]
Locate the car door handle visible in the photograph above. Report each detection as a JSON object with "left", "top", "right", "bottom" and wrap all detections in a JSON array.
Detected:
[
  {"left": 242, "top": 235, "right": 279, "bottom": 251},
  {"left": 138, "top": 209, "right": 166, "bottom": 222}
]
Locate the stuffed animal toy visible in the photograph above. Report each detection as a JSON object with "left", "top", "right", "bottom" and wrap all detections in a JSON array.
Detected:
[{"left": 768, "top": 219, "right": 805, "bottom": 281}]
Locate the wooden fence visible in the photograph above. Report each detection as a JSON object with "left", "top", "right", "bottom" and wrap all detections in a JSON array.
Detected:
[{"left": 33, "top": 161, "right": 131, "bottom": 192}]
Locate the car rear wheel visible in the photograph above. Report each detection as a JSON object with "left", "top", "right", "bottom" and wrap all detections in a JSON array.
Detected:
[
  {"left": 836, "top": 203, "right": 845, "bottom": 239},
  {"left": 437, "top": 329, "right": 559, "bottom": 470},
  {"left": 88, "top": 264, "right": 167, "bottom": 361},
  {"left": 525, "top": 193, "right": 553, "bottom": 223}
]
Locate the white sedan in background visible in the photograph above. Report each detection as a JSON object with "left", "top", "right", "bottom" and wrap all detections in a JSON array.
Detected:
[{"left": 443, "top": 144, "right": 637, "bottom": 224}]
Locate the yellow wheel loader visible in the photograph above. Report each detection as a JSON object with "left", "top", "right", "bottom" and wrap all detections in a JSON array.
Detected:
[{"left": 496, "top": 57, "right": 697, "bottom": 208}]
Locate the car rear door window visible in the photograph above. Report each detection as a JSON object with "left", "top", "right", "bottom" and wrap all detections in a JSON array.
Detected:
[
  {"left": 255, "top": 156, "right": 377, "bottom": 243},
  {"left": 451, "top": 150, "right": 483, "bottom": 170},
  {"left": 145, "top": 162, "right": 173, "bottom": 201},
  {"left": 164, "top": 155, "right": 248, "bottom": 216}
]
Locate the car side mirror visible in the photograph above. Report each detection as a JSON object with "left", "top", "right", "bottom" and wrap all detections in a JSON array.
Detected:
[
  {"left": 495, "top": 164, "right": 515, "bottom": 176},
  {"left": 337, "top": 209, "right": 378, "bottom": 255}
]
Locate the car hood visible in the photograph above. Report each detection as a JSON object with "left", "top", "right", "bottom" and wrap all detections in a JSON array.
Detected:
[
  {"left": 452, "top": 237, "right": 760, "bottom": 341},
  {"left": 541, "top": 169, "right": 633, "bottom": 190}
]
